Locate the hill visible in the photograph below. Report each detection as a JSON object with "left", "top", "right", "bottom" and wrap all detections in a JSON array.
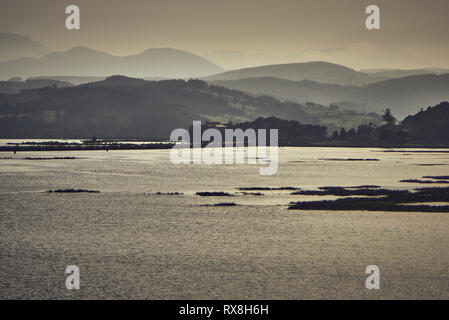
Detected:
[
  {"left": 27, "top": 75, "right": 170, "bottom": 85},
  {"left": 329, "top": 102, "right": 449, "bottom": 146},
  {"left": 204, "top": 61, "right": 383, "bottom": 86},
  {"left": 210, "top": 77, "right": 358, "bottom": 106},
  {"left": 203, "top": 117, "right": 328, "bottom": 146},
  {"left": 204, "top": 50, "right": 283, "bottom": 70},
  {"left": 358, "top": 74, "right": 449, "bottom": 117},
  {"left": 360, "top": 68, "right": 449, "bottom": 79},
  {"left": 0, "top": 77, "right": 380, "bottom": 139},
  {"left": 28, "top": 76, "right": 106, "bottom": 85},
  {"left": 210, "top": 74, "right": 449, "bottom": 118},
  {"left": 401, "top": 102, "right": 449, "bottom": 145},
  {"left": 0, "top": 33, "right": 49, "bottom": 62},
  {"left": 0, "top": 78, "right": 72, "bottom": 94},
  {"left": 0, "top": 47, "right": 224, "bottom": 80}
]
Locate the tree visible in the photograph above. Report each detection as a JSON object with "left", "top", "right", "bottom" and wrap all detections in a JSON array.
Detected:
[
  {"left": 382, "top": 109, "right": 397, "bottom": 126},
  {"left": 331, "top": 131, "right": 339, "bottom": 140},
  {"left": 339, "top": 127, "right": 347, "bottom": 140},
  {"left": 347, "top": 128, "right": 357, "bottom": 141}
]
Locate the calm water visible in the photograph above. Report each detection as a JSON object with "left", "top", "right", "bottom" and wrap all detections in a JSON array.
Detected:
[{"left": 0, "top": 147, "right": 448, "bottom": 299}]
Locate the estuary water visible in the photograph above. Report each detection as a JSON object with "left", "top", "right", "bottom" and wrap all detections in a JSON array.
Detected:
[{"left": 0, "top": 147, "right": 448, "bottom": 299}]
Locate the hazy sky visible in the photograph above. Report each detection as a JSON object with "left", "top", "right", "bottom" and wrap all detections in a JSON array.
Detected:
[{"left": 1, "top": 0, "right": 448, "bottom": 69}]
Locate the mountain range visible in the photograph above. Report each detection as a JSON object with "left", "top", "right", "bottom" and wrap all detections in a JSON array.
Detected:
[
  {"left": 0, "top": 76, "right": 381, "bottom": 139},
  {"left": 1, "top": 33, "right": 448, "bottom": 122},
  {"left": 210, "top": 74, "right": 449, "bottom": 118},
  {"left": 360, "top": 68, "right": 449, "bottom": 79},
  {"left": 0, "top": 33, "right": 49, "bottom": 62},
  {"left": 0, "top": 46, "right": 224, "bottom": 80}
]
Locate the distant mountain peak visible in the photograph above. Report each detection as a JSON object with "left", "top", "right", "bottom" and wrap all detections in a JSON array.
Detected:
[
  {"left": 0, "top": 32, "right": 49, "bottom": 62},
  {"left": 0, "top": 32, "right": 34, "bottom": 42},
  {"left": 67, "top": 45, "right": 99, "bottom": 52},
  {"left": 90, "top": 75, "right": 146, "bottom": 87},
  {"left": 46, "top": 46, "right": 112, "bottom": 57},
  {"left": 140, "top": 47, "right": 184, "bottom": 54}
]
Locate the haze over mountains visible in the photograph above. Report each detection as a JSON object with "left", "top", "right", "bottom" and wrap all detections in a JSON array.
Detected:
[
  {"left": 0, "top": 45, "right": 224, "bottom": 80},
  {"left": 1, "top": 74, "right": 447, "bottom": 146},
  {"left": 204, "top": 50, "right": 287, "bottom": 70},
  {"left": 0, "top": 76, "right": 381, "bottom": 139},
  {"left": 205, "top": 61, "right": 384, "bottom": 86},
  {"left": 211, "top": 74, "right": 449, "bottom": 118},
  {"left": 0, "top": 78, "right": 72, "bottom": 94},
  {"left": 0, "top": 33, "right": 49, "bottom": 62},
  {"left": 360, "top": 68, "right": 449, "bottom": 79},
  {"left": 0, "top": 33, "right": 448, "bottom": 126}
]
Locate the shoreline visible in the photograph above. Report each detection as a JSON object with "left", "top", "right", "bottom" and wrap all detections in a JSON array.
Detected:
[
  {"left": 2, "top": 143, "right": 449, "bottom": 152},
  {"left": 0, "top": 143, "right": 175, "bottom": 152}
]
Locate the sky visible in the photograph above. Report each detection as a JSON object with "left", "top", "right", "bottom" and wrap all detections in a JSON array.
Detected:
[{"left": 0, "top": 0, "right": 448, "bottom": 70}]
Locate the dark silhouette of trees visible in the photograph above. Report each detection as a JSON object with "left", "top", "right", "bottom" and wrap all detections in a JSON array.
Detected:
[
  {"left": 339, "top": 128, "right": 347, "bottom": 140},
  {"left": 198, "top": 117, "right": 328, "bottom": 146},
  {"left": 382, "top": 108, "right": 397, "bottom": 126},
  {"left": 401, "top": 101, "right": 449, "bottom": 144}
]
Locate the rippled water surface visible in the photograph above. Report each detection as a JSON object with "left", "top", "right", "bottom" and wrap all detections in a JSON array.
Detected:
[{"left": 1, "top": 147, "right": 448, "bottom": 299}]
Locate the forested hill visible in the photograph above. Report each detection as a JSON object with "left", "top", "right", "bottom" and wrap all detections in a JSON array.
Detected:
[
  {"left": 0, "top": 77, "right": 380, "bottom": 139},
  {"left": 401, "top": 102, "right": 449, "bottom": 145},
  {"left": 210, "top": 74, "right": 449, "bottom": 118},
  {"left": 0, "top": 78, "right": 72, "bottom": 94}
]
